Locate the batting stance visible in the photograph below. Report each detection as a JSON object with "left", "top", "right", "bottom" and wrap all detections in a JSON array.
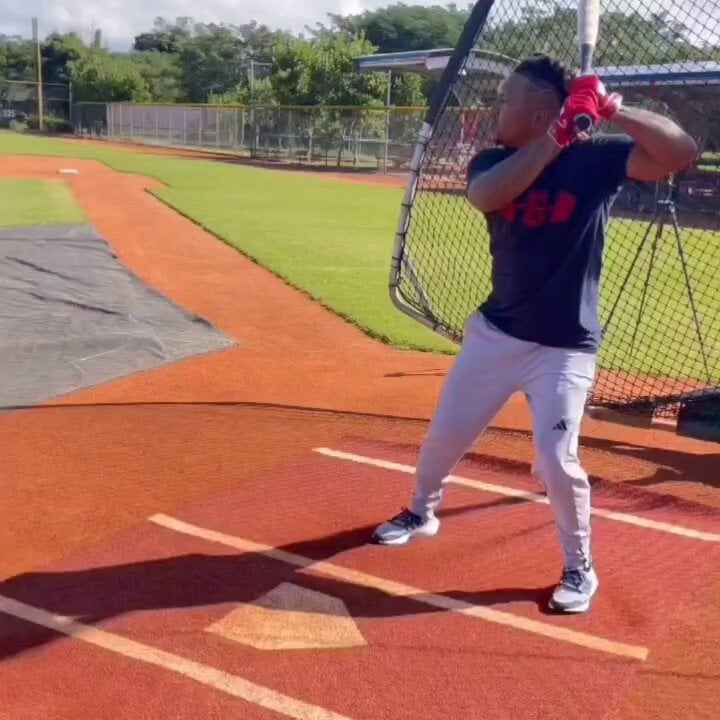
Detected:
[{"left": 372, "top": 55, "right": 697, "bottom": 613}]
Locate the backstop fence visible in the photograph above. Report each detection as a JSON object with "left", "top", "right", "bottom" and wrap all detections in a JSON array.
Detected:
[{"left": 73, "top": 102, "right": 429, "bottom": 172}]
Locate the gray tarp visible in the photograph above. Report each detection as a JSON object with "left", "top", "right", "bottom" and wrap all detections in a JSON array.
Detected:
[{"left": 0, "top": 224, "right": 236, "bottom": 408}]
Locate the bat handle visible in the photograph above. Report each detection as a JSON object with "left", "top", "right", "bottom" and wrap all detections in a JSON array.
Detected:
[
  {"left": 575, "top": 51, "right": 595, "bottom": 133},
  {"left": 574, "top": 113, "right": 594, "bottom": 132}
]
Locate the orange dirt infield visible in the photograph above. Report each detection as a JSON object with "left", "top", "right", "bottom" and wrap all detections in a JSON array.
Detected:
[{"left": 1, "top": 151, "right": 719, "bottom": 720}]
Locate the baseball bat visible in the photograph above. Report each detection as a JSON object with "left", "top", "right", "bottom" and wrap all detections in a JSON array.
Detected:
[{"left": 575, "top": 0, "right": 601, "bottom": 132}]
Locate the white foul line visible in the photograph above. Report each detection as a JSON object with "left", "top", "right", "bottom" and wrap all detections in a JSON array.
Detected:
[
  {"left": 149, "top": 513, "right": 649, "bottom": 662},
  {"left": 314, "top": 448, "right": 720, "bottom": 543},
  {"left": 0, "top": 595, "right": 354, "bottom": 720}
]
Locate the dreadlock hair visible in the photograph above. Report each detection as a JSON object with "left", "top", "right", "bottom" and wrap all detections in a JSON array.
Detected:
[{"left": 513, "top": 54, "right": 572, "bottom": 105}]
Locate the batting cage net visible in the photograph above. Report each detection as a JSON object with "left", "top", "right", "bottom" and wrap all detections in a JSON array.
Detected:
[{"left": 394, "top": 0, "right": 720, "bottom": 422}]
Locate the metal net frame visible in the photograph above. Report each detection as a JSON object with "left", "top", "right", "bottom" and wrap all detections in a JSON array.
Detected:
[{"left": 392, "top": 0, "right": 720, "bottom": 423}]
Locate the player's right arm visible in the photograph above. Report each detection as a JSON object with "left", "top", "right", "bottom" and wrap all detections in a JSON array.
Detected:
[{"left": 467, "top": 135, "right": 562, "bottom": 214}]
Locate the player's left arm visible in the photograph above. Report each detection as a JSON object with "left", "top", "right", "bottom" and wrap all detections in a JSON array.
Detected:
[
  {"left": 587, "top": 83, "right": 698, "bottom": 182},
  {"left": 610, "top": 106, "right": 698, "bottom": 182}
]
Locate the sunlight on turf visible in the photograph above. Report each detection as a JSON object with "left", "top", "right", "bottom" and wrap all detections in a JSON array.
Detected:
[{"left": 0, "top": 177, "right": 86, "bottom": 227}]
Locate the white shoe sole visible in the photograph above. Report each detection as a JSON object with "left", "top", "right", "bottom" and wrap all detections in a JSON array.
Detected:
[
  {"left": 371, "top": 521, "right": 440, "bottom": 546},
  {"left": 548, "top": 597, "right": 592, "bottom": 613}
]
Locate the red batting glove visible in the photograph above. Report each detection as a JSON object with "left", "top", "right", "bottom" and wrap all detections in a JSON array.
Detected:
[
  {"left": 570, "top": 75, "right": 603, "bottom": 95},
  {"left": 549, "top": 91, "right": 600, "bottom": 147},
  {"left": 549, "top": 110, "right": 575, "bottom": 147},
  {"left": 570, "top": 75, "right": 623, "bottom": 120},
  {"left": 596, "top": 88, "right": 623, "bottom": 120}
]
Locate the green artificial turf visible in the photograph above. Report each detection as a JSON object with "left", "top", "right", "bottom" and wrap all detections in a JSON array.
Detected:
[
  {"left": 0, "top": 130, "right": 453, "bottom": 352},
  {"left": 0, "top": 177, "right": 86, "bottom": 226},
  {"left": 1, "top": 130, "right": 717, "bottom": 384}
]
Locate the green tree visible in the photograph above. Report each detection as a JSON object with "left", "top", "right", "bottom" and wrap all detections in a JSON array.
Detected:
[
  {"left": 234, "top": 20, "right": 288, "bottom": 64},
  {"left": 323, "top": 3, "right": 472, "bottom": 53},
  {"left": 390, "top": 73, "right": 426, "bottom": 107},
  {"left": 209, "top": 77, "right": 276, "bottom": 106},
  {"left": 270, "top": 34, "right": 389, "bottom": 165},
  {"left": 133, "top": 17, "right": 193, "bottom": 53},
  {"left": 70, "top": 49, "right": 150, "bottom": 102},
  {"left": 0, "top": 36, "right": 35, "bottom": 80},
  {"left": 178, "top": 25, "right": 250, "bottom": 102},
  {"left": 130, "top": 51, "right": 183, "bottom": 102},
  {"left": 41, "top": 33, "right": 88, "bottom": 84},
  {"left": 271, "top": 34, "right": 386, "bottom": 106}
]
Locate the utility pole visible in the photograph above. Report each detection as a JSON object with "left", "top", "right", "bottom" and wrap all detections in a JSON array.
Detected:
[{"left": 32, "top": 17, "right": 44, "bottom": 129}]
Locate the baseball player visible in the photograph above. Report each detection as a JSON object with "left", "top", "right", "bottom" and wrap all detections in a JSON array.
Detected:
[{"left": 372, "top": 54, "right": 697, "bottom": 613}]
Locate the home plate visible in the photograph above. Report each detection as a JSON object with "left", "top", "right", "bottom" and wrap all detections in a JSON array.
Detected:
[
  {"left": 206, "top": 582, "right": 367, "bottom": 651},
  {"left": 59, "top": 168, "right": 79, "bottom": 175}
]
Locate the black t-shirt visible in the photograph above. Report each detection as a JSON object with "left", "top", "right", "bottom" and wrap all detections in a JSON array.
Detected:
[{"left": 466, "top": 134, "right": 635, "bottom": 352}]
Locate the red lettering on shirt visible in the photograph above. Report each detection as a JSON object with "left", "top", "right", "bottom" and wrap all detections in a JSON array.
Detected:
[
  {"left": 524, "top": 191, "right": 551, "bottom": 228},
  {"left": 550, "top": 191, "right": 578, "bottom": 223},
  {"left": 496, "top": 190, "right": 578, "bottom": 228},
  {"left": 498, "top": 201, "right": 522, "bottom": 223}
]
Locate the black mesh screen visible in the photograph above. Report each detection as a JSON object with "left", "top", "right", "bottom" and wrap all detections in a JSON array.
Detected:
[{"left": 397, "top": 0, "right": 720, "bottom": 419}]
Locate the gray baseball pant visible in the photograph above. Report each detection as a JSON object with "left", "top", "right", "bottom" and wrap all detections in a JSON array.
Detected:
[{"left": 411, "top": 311, "right": 597, "bottom": 569}]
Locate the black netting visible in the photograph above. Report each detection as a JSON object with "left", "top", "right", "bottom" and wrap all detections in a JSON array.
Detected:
[{"left": 397, "top": 0, "right": 720, "bottom": 419}]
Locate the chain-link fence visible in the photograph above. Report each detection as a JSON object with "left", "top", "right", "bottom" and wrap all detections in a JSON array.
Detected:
[
  {"left": 0, "top": 80, "right": 72, "bottom": 128},
  {"left": 73, "top": 102, "right": 428, "bottom": 172}
]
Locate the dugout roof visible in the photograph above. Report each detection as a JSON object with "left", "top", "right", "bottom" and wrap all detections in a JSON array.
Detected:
[{"left": 353, "top": 49, "right": 720, "bottom": 87}]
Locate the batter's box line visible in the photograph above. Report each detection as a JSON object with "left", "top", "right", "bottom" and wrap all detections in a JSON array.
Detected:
[
  {"left": 313, "top": 448, "right": 720, "bottom": 544},
  {"left": 148, "top": 513, "right": 649, "bottom": 662},
  {"left": 0, "top": 594, "right": 355, "bottom": 720}
]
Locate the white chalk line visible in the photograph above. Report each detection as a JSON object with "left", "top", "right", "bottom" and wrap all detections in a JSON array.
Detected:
[
  {"left": 149, "top": 513, "right": 649, "bottom": 662},
  {"left": 313, "top": 448, "right": 720, "bottom": 543},
  {"left": 0, "top": 595, "right": 355, "bottom": 720}
]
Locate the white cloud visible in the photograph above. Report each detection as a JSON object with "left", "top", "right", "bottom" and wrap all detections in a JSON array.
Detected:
[
  {"left": 0, "top": 0, "right": 432, "bottom": 50},
  {"left": 2, "top": 1, "right": 715, "bottom": 52}
]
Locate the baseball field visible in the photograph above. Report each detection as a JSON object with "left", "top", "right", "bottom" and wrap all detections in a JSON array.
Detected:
[
  {"left": 2, "top": 131, "right": 717, "bottom": 383},
  {"left": 1, "top": 130, "right": 719, "bottom": 720}
]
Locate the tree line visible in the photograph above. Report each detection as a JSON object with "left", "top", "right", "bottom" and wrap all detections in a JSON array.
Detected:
[{"left": 1, "top": 1, "right": 717, "bottom": 114}]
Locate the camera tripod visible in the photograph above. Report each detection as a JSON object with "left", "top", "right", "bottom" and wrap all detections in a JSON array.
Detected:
[{"left": 602, "top": 174, "right": 712, "bottom": 383}]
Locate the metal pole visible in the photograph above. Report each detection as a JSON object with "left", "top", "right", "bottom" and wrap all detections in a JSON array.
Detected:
[
  {"left": 32, "top": 18, "right": 44, "bottom": 129},
  {"left": 68, "top": 80, "right": 73, "bottom": 128},
  {"left": 384, "top": 70, "right": 392, "bottom": 174}
]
